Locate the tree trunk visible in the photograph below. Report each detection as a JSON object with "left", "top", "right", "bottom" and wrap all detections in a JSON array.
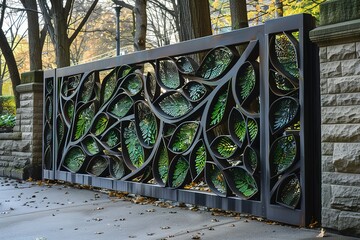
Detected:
[
  {"left": 178, "top": 0, "right": 212, "bottom": 41},
  {"left": 134, "top": 0, "right": 147, "bottom": 51},
  {"left": 21, "top": 0, "right": 42, "bottom": 70},
  {"left": 0, "top": 30, "right": 20, "bottom": 108},
  {"left": 52, "top": 1, "right": 71, "bottom": 67},
  {"left": 275, "top": 0, "right": 283, "bottom": 18},
  {"left": 230, "top": 0, "right": 248, "bottom": 30}
]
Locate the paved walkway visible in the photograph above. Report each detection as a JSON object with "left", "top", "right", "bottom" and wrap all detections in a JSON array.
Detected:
[{"left": 0, "top": 177, "right": 357, "bottom": 240}]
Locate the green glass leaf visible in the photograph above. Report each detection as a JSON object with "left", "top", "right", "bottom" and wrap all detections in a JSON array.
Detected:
[
  {"left": 122, "top": 75, "right": 142, "bottom": 95},
  {"left": 87, "top": 156, "right": 108, "bottom": 176},
  {"left": 184, "top": 82, "right": 207, "bottom": 101},
  {"left": 275, "top": 34, "right": 299, "bottom": 79},
  {"left": 109, "top": 156, "right": 125, "bottom": 179},
  {"left": 84, "top": 137, "right": 100, "bottom": 155},
  {"left": 46, "top": 98, "right": 52, "bottom": 122},
  {"left": 103, "top": 129, "right": 120, "bottom": 148},
  {"left": 171, "top": 157, "right": 189, "bottom": 188},
  {"left": 65, "top": 101, "right": 75, "bottom": 122},
  {"left": 270, "top": 98, "right": 299, "bottom": 133},
  {"left": 238, "top": 63, "right": 256, "bottom": 102},
  {"left": 136, "top": 102, "right": 157, "bottom": 146},
  {"left": 103, "top": 70, "right": 117, "bottom": 104},
  {"left": 234, "top": 120, "right": 246, "bottom": 142},
  {"left": 158, "top": 93, "right": 192, "bottom": 118},
  {"left": 210, "top": 90, "right": 228, "bottom": 126},
  {"left": 271, "top": 71, "right": 294, "bottom": 91},
  {"left": 158, "top": 146, "right": 169, "bottom": 184},
  {"left": 94, "top": 115, "right": 108, "bottom": 136},
  {"left": 247, "top": 119, "right": 258, "bottom": 142},
  {"left": 229, "top": 168, "right": 258, "bottom": 198},
  {"left": 277, "top": 175, "right": 301, "bottom": 208},
  {"left": 109, "top": 95, "right": 133, "bottom": 118},
  {"left": 74, "top": 103, "right": 95, "bottom": 140},
  {"left": 57, "top": 116, "right": 65, "bottom": 145},
  {"left": 271, "top": 135, "right": 297, "bottom": 176},
  {"left": 208, "top": 164, "right": 226, "bottom": 194},
  {"left": 244, "top": 147, "right": 257, "bottom": 173},
  {"left": 195, "top": 144, "right": 206, "bottom": 176},
  {"left": 63, "top": 147, "right": 86, "bottom": 173},
  {"left": 213, "top": 136, "right": 237, "bottom": 159},
  {"left": 124, "top": 122, "right": 144, "bottom": 168},
  {"left": 80, "top": 72, "right": 95, "bottom": 102},
  {"left": 158, "top": 59, "right": 181, "bottom": 89},
  {"left": 197, "top": 47, "right": 234, "bottom": 80},
  {"left": 170, "top": 122, "right": 199, "bottom": 153}
]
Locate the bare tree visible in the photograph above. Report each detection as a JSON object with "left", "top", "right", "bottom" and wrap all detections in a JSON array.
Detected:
[
  {"left": 133, "top": 0, "right": 147, "bottom": 51},
  {"left": 38, "top": 0, "right": 99, "bottom": 67},
  {"left": 230, "top": 0, "right": 248, "bottom": 30}
]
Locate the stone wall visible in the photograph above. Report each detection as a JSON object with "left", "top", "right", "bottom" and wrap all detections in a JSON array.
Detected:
[
  {"left": 310, "top": 0, "right": 360, "bottom": 236},
  {"left": 0, "top": 71, "right": 43, "bottom": 180}
]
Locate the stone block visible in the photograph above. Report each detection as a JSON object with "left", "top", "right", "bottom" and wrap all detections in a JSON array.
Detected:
[
  {"left": 322, "top": 124, "right": 360, "bottom": 142},
  {"left": 322, "top": 172, "right": 360, "bottom": 187},
  {"left": 322, "top": 156, "right": 335, "bottom": 172},
  {"left": 21, "top": 125, "right": 33, "bottom": 133},
  {"left": 338, "top": 211, "right": 360, "bottom": 236},
  {"left": 20, "top": 100, "right": 33, "bottom": 108},
  {"left": 342, "top": 59, "right": 360, "bottom": 76},
  {"left": 20, "top": 93, "right": 33, "bottom": 101},
  {"left": 21, "top": 71, "right": 43, "bottom": 84},
  {"left": 10, "top": 168, "right": 26, "bottom": 180},
  {"left": 322, "top": 142, "right": 334, "bottom": 155},
  {"left": 320, "top": 61, "right": 342, "bottom": 78},
  {"left": 328, "top": 76, "right": 360, "bottom": 93},
  {"left": 320, "top": 78, "right": 328, "bottom": 94},
  {"left": 320, "top": 0, "right": 360, "bottom": 26},
  {"left": 319, "top": 47, "right": 327, "bottom": 63},
  {"left": 322, "top": 184, "right": 332, "bottom": 208},
  {"left": 337, "top": 93, "right": 360, "bottom": 105},
  {"left": 321, "top": 106, "right": 360, "bottom": 124},
  {"left": 331, "top": 185, "right": 360, "bottom": 211},
  {"left": 333, "top": 143, "right": 360, "bottom": 173},
  {"left": 327, "top": 43, "right": 356, "bottom": 61},
  {"left": 356, "top": 42, "right": 360, "bottom": 58},
  {"left": 321, "top": 94, "right": 336, "bottom": 106},
  {"left": 12, "top": 141, "right": 31, "bottom": 152},
  {"left": 322, "top": 208, "right": 340, "bottom": 230}
]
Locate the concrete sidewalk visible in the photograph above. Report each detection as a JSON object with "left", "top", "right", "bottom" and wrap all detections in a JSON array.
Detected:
[{"left": 0, "top": 177, "right": 357, "bottom": 240}]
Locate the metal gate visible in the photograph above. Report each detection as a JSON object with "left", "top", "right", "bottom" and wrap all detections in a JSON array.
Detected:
[{"left": 42, "top": 14, "right": 320, "bottom": 226}]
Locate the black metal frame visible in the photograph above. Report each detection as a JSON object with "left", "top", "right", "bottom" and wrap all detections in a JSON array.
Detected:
[{"left": 42, "top": 14, "right": 320, "bottom": 226}]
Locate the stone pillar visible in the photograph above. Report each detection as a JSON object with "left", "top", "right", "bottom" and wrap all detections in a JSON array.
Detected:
[
  {"left": 0, "top": 71, "right": 43, "bottom": 179},
  {"left": 310, "top": 0, "right": 360, "bottom": 236}
]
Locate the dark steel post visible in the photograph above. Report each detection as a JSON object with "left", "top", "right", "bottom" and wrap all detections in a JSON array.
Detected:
[{"left": 114, "top": 6, "right": 122, "bottom": 56}]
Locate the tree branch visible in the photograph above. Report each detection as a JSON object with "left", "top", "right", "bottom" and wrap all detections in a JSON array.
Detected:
[
  {"left": 112, "top": 0, "right": 134, "bottom": 10},
  {"left": 38, "top": 0, "right": 56, "bottom": 44}
]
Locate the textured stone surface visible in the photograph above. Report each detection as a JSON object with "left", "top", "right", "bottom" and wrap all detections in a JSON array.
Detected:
[
  {"left": 322, "top": 184, "right": 332, "bottom": 208},
  {"left": 323, "top": 172, "right": 360, "bottom": 187},
  {"left": 321, "top": 94, "right": 336, "bottom": 106},
  {"left": 319, "top": 47, "right": 327, "bottom": 62},
  {"left": 327, "top": 43, "right": 356, "bottom": 61},
  {"left": 322, "top": 156, "right": 335, "bottom": 172},
  {"left": 320, "top": 61, "right": 342, "bottom": 78},
  {"left": 322, "top": 124, "right": 360, "bottom": 142},
  {"left": 331, "top": 185, "right": 360, "bottom": 211},
  {"left": 322, "top": 142, "right": 334, "bottom": 155},
  {"left": 321, "top": 106, "right": 360, "bottom": 124},
  {"left": 337, "top": 93, "right": 360, "bottom": 105},
  {"left": 356, "top": 42, "right": 360, "bottom": 58},
  {"left": 341, "top": 59, "right": 360, "bottom": 76},
  {"left": 333, "top": 143, "right": 360, "bottom": 173},
  {"left": 320, "top": 78, "right": 328, "bottom": 94},
  {"left": 322, "top": 208, "right": 340, "bottom": 230},
  {"left": 328, "top": 76, "right": 360, "bottom": 93},
  {"left": 338, "top": 211, "right": 360, "bottom": 236},
  {"left": 320, "top": 0, "right": 360, "bottom": 26}
]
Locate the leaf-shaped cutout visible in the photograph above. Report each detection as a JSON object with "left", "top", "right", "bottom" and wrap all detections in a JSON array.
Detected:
[
  {"left": 121, "top": 74, "right": 143, "bottom": 95},
  {"left": 102, "top": 128, "right": 121, "bottom": 149},
  {"left": 211, "top": 136, "right": 237, "bottom": 159},
  {"left": 64, "top": 100, "right": 75, "bottom": 123},
  {"left": 46, "top": 78, "right": 53, "bottom": 94},
  {"left": 225, "top": 167, "right": 258, "bottom": 199},
  {"left": 269, "top": 69, "right": 296, "bottom": 96},
  {"left": 247, "top": 118, "right": 258, "bottom": 143},
  {"left": 86, "top": 156, "right": 109, "bottom": 177},
  {"left": 45, "top": 97, "right": 52, "bottom": 122},
  {"left": 208, "top": 85, "right": 229, "bottom": 127},
  {"left": 163, "top": 123, "right": 177, "bottom": 138},
  {"left": 169, "top": 156, "right": 189, "bottom": 188},
  {"left": 168, "top": 121, "right": 199, "bottom": 154},
  {"left": 62, "top": 74, "right": 82, "bottom": 97},
  {"left": 134, "top": 101, "right": 158, "bottom": 147},
  {"left": 269, "top": 135, "right": 298, "bottom": 177},
  {"left": 274, "top": 33, "right": 299, "bottom": 79},
  {"left": 157, "top": 59, "right": 182, "bottom": 89},
  {"left": 153, "top": 139, "right": 170, "bottom": 185},
  {"left": 176, "top": 56, "right": 198, "bottom": 74},
  {"left": 205, "top": 162, "right": 227, "bottom": 196},
  {"left": 91, "top": 113, "right": 109, "bottom": 136},
  {"left": 276, "top": 174, "right": 301, "bottom": 209},
  {"left": 157, "top": 92, "right": 192, "bottom": 118},
  {"left": 269, "top": 97, "right": 299, "bottom": 134},
  {"left": 82, "top": 135, "right": 101, "bottom": 156},
  {"left": 145, "top": 72, "right": 160, "bottom": 101},
  {"left": 182, "top": 81, "right": 208, "bottom": 102},
  {"left": 57, "top": 115, "right": 65, "bottom": 145},
  {"left": 117, "top": 65, "right": 133, "bottom": 79},
  {"left": 63, "top": 146, "right": 86, "bottom": 173},
  {"left": 122, "top": 121, "right": 144, "bottom": 169},
  {"left": 44, "top": 122, "right": 52, "bottom": 146},
  {"left": 243, "top": 146, "right": 258, "bottom": 174},
  {"left": 108, "top": 94, "right": 133, "bottom": 118},
  {"left": 228, "top": 108, "right": 246, "bottom": 147},
  {"left": 197, "top": 47, "right": 235, "bottom": 80},
  {"left": 101, "top": 69, "right": 117, "bottom": 104},
  {"left": 44, "top": 146, "right": 52, "bottom": 170},
  {"left": 80, "top": 72, "right": 96, "bottom": 103},
  {"left": 73, "top": 102, "right": 96, "bottom": 141},
  {"left": 109, "top": 155, "right": 126, "bottom": 179},
  {"left": 236, "top": 62, "right": 257, "bottom": 103},
  {"left": 189, "top": 140, "right": 207, "bottom": 181}
]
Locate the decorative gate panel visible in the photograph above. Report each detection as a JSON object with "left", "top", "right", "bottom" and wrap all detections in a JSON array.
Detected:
[{"left": 42, "top": 14, "right": 320, "bottom": 226}]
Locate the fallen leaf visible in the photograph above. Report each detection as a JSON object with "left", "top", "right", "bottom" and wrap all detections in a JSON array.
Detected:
[
  {"left": 211, "top": 219, "right": 219, "bottom": 222},
  {"left": 147, "top": 233, "right": 155, "bottom": 236},
  {"left": 191, "top": 234, "right": 201, "bottom": 239},
  {"left": 316, "top": 228, "right": 326, "bottom": 238},
  {"left": 146, "top": 208, "right": 155, "bottom": 212},
  {"left": 94, "top": 232, "right": 104, "bottom": 235},
  {"left": 161, "top": 226, "right": 171, "bottom": 230}
]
